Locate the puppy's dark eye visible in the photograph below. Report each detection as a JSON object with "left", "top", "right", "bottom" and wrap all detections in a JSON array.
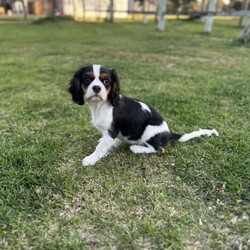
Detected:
[
  {"left": 83, "top": 76, "right": 91, "bottom": 84},
  {"left": 103, "top": 78, "right": 110, "bottom": 85}
]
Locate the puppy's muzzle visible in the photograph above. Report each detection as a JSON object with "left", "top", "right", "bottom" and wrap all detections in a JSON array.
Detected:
[{"left": 92, "top": 85, "right": 101, "bottom": 94}]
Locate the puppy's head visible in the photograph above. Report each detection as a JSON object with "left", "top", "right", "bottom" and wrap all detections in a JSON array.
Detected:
[{"left": 69, "top": 64, "right": 120, "bottom": 106}]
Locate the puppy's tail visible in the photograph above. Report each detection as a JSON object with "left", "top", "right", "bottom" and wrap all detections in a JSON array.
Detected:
[{"left": 171, "top": 128, "right": 219, "bottom": 142}]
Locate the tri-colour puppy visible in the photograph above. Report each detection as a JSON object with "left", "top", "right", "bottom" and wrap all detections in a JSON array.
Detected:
[{"left": 69, "top": 64, "right": 218, "bottom": 166}]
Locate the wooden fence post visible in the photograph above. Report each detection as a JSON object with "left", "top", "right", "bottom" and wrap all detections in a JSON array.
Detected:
[
  {"left": 238, "top": 0, "right": 250, "bottom": 27},
  {"left": 204, "top": 0, "right": 217, "bottom": 33},
  {"left": 157, "top": 0, "right": 166, "bottom": 31},
  {"left": 109, "top": 0, "right": 114, "bottom": 22},
  {"left": 142, "top": 0, "right": 147, "bottom": 24}
]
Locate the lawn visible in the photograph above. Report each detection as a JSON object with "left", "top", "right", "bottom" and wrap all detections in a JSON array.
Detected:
[{"left": 0, "top": 18, "right": 249, "bottom": 249}]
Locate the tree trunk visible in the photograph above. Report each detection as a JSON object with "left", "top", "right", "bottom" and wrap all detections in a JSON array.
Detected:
[
  {"left": 108, "top": 0, "right": 114, "bottom": 23},
  {"left": 72, "top": 0, "right": 77, "bottom": 20},
  {"left": 21, "top": 0, "right": 28, "bottom": 20},
  {"left": 47, "top": 0, "right": 57, "bottom": 17},
  {"left": 142, "top": 0, "right": 147, "bottom": 24}
]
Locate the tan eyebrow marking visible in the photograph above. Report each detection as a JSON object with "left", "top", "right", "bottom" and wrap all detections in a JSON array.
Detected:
[
  {"left": 86, "top": 71, "right": 95, "bottom": 78},
  {"left": 99, "top": 73, "right": 108, "bottom": 80}
]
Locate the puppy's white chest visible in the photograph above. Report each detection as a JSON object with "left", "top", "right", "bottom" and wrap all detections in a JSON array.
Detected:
[
  {"left": 90, "top": 103, "right": 113, "bottom": 133},
  {"left": 92, "top": 115, "right": 112, "bottom": 132}
]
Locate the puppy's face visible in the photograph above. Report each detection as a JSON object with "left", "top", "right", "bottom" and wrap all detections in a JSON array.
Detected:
[
  {"left": 83, "top": 64, "right": 111, "bottom": 102},
  {"left": 69, "top": 64, "right": 120, "bottom": 106}
]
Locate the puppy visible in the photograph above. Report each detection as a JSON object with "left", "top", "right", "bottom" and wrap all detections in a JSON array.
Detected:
[{"left": 69, "top": 64, "right": 218, "bottom": 166}]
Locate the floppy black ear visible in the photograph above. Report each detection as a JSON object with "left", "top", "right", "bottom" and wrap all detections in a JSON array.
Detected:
[
  {"left": 68, "top": 72, "right": 84, "bottom": 105},
  {"left": 108, "top": 69, "right": 120, "bottom": 106}
]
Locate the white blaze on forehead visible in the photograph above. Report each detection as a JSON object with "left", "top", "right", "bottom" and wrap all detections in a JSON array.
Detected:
[{"left": 93, "top": 64, "right": 101, "bottom": 78}]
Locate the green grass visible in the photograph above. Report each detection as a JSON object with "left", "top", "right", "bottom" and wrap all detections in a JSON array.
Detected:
[{"left": 0, "top": 18, "right": 249, "bottom": 249}]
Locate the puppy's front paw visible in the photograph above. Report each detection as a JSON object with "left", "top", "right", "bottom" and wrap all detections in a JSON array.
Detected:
[{"left": 82, "top": 154, "right": 99, "bottom": 167}]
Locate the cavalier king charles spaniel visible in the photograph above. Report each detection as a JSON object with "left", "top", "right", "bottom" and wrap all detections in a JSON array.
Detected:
[{"left": 69, "top": 64, "right": 218, "bottom": 166}]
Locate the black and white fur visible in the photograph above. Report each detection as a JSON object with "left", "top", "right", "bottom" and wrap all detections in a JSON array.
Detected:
[{"left": 69, "top": 64, "right": 218, "bottom": 166}]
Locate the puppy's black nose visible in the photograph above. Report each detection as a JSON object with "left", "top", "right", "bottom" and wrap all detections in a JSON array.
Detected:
[{"left": 92, "top": 85, "right": 101, "bottom": 93}]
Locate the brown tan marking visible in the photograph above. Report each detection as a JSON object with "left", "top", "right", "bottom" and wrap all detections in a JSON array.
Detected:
[
  {"left": 99, "top": 73, "right": 108, "bottom": 80},
  {"left": 85, "top": 71, "right": 95, "bottom": 78}
]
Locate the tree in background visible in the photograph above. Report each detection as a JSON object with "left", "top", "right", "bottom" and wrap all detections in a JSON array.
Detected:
[
  {"left": 21, "top": 0, "right": 27, "bottom": 19},
  {"left": 43, "top": 0, "right": 58, "bottom": 17},
  {"left": 108, "top": 0, "right": 114, "bottom": 22},
  {"left": 167, "top": 0, "right": 198, "bottom": 14},
  {"left": 230, "top": 0, "right": 243, "bottom": 10}
]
